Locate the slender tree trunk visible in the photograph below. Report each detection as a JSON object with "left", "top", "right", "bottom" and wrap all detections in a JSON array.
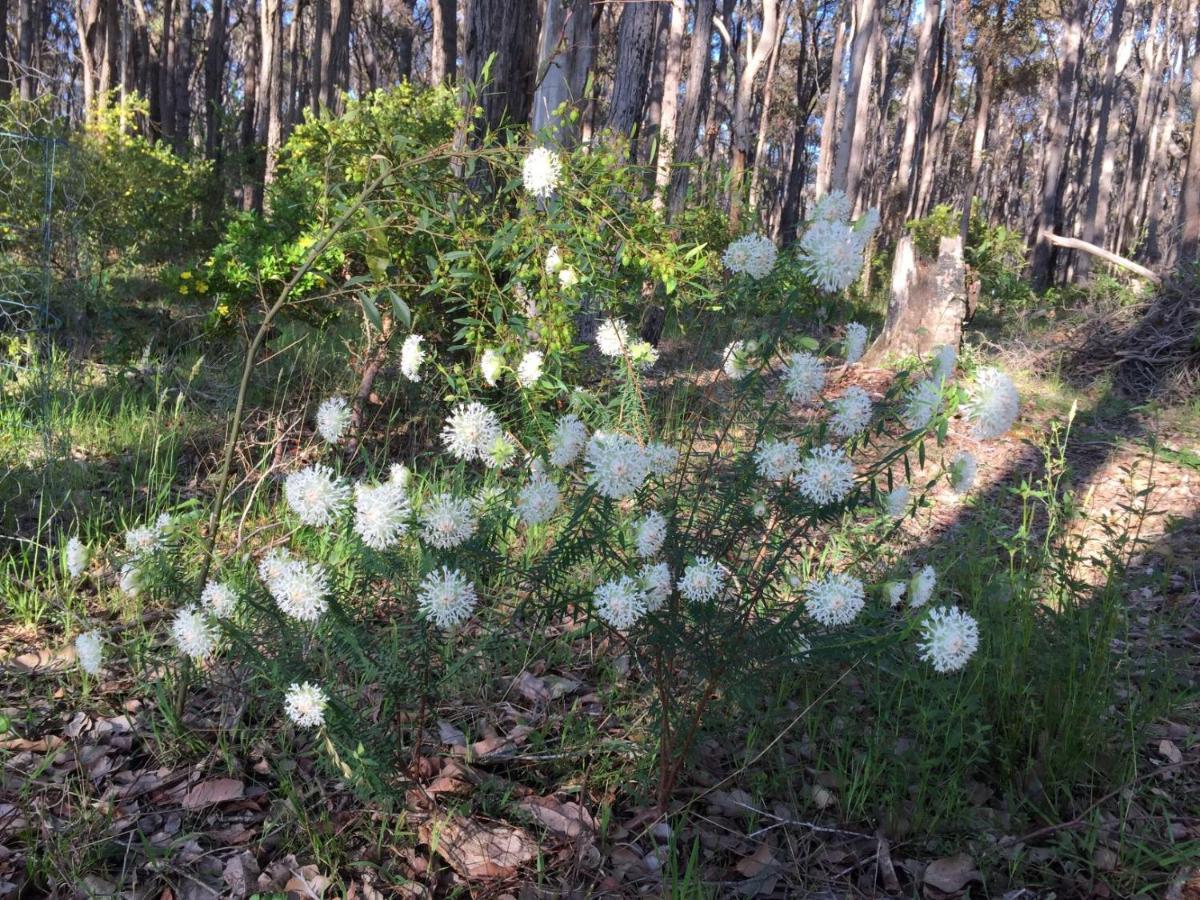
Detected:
[
  {"left": 16, "top": 0, "right": 35, "bottom": 99},
  {"left": 607, "top": 0, "right": 658, "bottom": 150},
  {"left": 158, "top": 0, "right": 174, "bottom": 138},
  {"left": 832, "top": 0, "right": 876, "bottom": 207},
  {"left": 462, "top": 0, "right": 538, "bottom": 132},
  {"left": 728, "top": 0, "right": 780, "bottom": 226},
  {"left": 1030, "top": 0, "right": 1087, "bottom": 289},
  {"left": 814, "top": 5, "right": 847, "bottom": 198},
  {"left": 912, "top": 2, "right": 959, "bottom": 218},
  {"left": 240, "top": 0, "right": 260, "bottom": 210},
  {"left": 665, "top": 0, "right": 715, "bottom": 216},
  {"left": 394, "top": 0, "right": 414, "bottom": 82},
  {"left": 651, "top": 0, "right": 685, "bottom": 205},
  {"left": 204, "top": 0, "right": 226, "bottom": 160},
  {"left": 893, "top": 0, "right": 937, "bottom": 226},
  {"left": 532, "top": 0, "right": 596, "bottom": 144},
  {"left": 0, "top": 0, "right": 11, "bottom": 101},
  {"left": 1143, "top": 32, "right": 1182, "bottom": 265},
  {"left": 702, "top": 0, "right": 736, "bottom": 182},
  {"left": 959, "top": 46, "right": 994, "bottom": 240},
  {"left": 1180, "top": 11, "right": 1200, "bottom": 262},
  {"left": 286, "top": 0, "right": 303, "bottom": 126},
  {"left": 431, "top": 0, "right": 457, "bottom": 84},
  {"left": 173, "top": 0, "right": 193, "bottom": 151},
  {"left": 780, "top": 7, "right": 814, "bottom": 241},
  {"left": 1117, "top": 0, "right": 1165, "bottom": 256},
  {"left": 748, "top": 2, "right": 789, "bottom": 215},
  {"left": 310, "top": 0, "right": 328, "bottom": 112}
]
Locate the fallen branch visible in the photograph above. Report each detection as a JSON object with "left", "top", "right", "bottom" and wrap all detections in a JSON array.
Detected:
[{"left": 1040, "top": 230, "right": 1162, "bottom": 284}]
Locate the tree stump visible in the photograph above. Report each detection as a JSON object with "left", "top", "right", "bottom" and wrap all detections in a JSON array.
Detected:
[{"left": 868, "top": 234, "right": 967, "bottom": 363}]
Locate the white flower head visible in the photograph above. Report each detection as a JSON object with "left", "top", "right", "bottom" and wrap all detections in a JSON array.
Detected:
[
  {"left": 585, "top": 431, "right": 652, "bottom": 500},
  {"left": 285, "top": 464, "right": 350, "bottom": 527},
  {"left": 722, "top": 340, "right": 754, "bottom": 380},
  {"left": 484, "top": 433, "right": 518, "bottom": 469},
  {"left": 257, "top": 547, "right": 294, "bottom": 584},
  {"left": 918, "top": 606, "right": 980, "bottom": 673},
  {"left": 903, "top": 378, "right": 943, "bottom": 430},
  {"left": 125, "top": 523, "right": 164, "bottom": 558},
  {"left": 795, "top": 444, "right": 855, "bottom": 505},
  {"left": 628, "top": 340, "right": 660, "bottom": 370},
  {"left": 420, "top": 493, "right": 478, "bottom": 549},
  {"left": 722, "top": 233, "right": 778, "bottom": 279},
  {"left": 783, "top": 352, "right": 825, "bottom": 404},
  {"left": 400, "top": 333, "right": 426, "bottom": 382},
  {"left": 949, "top": 451, "right": 977, "bottom": 494},
  {"left": 964, "top": 367, "right": 1020, "bottom": 440},
  {"left": 596, "top": 318, "right": 630, "bottom": 358},
  {"left": 843, "top": 322, "right": 869, "bottom": 364},
  {"left": 441, "top": 401, "right": 502, "bottom": 463},
  {"left": 799, "top": 219, "right": 868, "bottom": 292},
  {"left": 517, "top": 350, "right": 544, "bottom": 388},
  {"left": 931, "top": 344, "right": 957, "bottom": 385},
  {"left": 522, "top": 146, "right": 562, "bottom": 199},
  {"left": 65, "top": 537, "right": 89, "bottom": 579},
  {"left": 517, "top": 476, "right": 561, "bottom": 526},
  {"left": 171, "top": 607, "right": 216, "bottom": 659},
  {"left": 558, "top": 267, "right": 579, "bottom": 289},
  {"left": 886, "top": 581, "right": 908, "bottom": 608},
  {"left": 354, "top": 481, "right": 411, "bottom": 550},
  {"left": 645, "top": 442, "right": 679, "bottom": 478},
  {"left": 389, "top": 463, "right": 413, "bottom": 490},
  {"left": 417, "top": 567, "right": 478, "bottom": 629},
  {"left": 679, "top": 555, "right": 726, "bottom": 603},
  {"left": 593, "top": 575, "right": 648, "bottom": 630},
  {"left": 640, "top": 562, "right": 672, "bottom": 611},
  {"left": 544, "top": 245, "right": 564, "bottom": 275},
  {"left": 811, "top": 190, "right": 852, "bottom": 224},
  {"left": 829, "top": 386, "right": 872, "bottom": 438},
  {"left": 634, "top": 510, "right": 668, "bottom": 558},
  {"left": 908, "top": 564, "right": 937, "bottom": 608},
  {"left": 884, "top": 484, "right": 910, "bottom": 518},
  {"left": 549, "top": 414, "right": 589, "bottom": 467},
  {"left": 854, "top": 208, "right": 881, "bottom": 241},
  {"left": 805, "top": 573, "right": 865, "bottom": 627},
  {"left": 284, "top": 682, "right": 328, "bottom": 728},
  {"left": 119, "top": 562, "right": 144, "bottom": 597},
  {"left": 315, "top": 396, "right": 351, "bottom": 444},
  {"left": 267, "top": 558, "right": 329, "bottom": 623},
  {"left": 201, "top": 579, "right": 239, "bottom": 618},
  {"left": 755, "top": 438, "right": 801, "bottom": 483},
  {"left": 480, "top": 348, "right": 504, "bottom": 386},
  {"left": 75, "top": 631, "right": 103, "bottom": 676}
]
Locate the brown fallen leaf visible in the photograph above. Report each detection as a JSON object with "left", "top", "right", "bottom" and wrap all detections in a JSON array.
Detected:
[
  {"left": 0, "top": 736, "right": 64, "bottom": 752},
  {"left": 424, "top": 814, "right": 538, "bottom": 879},
  {"left": 180, "top": 778, "right": 245, "bottom": 810},
  {"left": 735, "top": 843, "right": 778, "bottom": 879},
  {"left": 513, "top": 672, "right": 550, "bottom": 703},
  {"left": 1159, "top": 739, "right": 1184, "bottom": 765},
  {"left": 923, "top": 853, "right": 981, "bottom": 897},
  {"left": 519, "top": 795, "right": 596, "bottom": 839},
  {"left": 438, "top": 720, "right": 466, "bottom": 748}
]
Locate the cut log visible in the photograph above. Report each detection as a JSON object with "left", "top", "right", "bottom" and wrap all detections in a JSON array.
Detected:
[
  {"left": 1039, "top": 230, "right": 1162, "bottom": 284},
  {"left": 867, "top": 234, "right": 967, "bottom": 362}
]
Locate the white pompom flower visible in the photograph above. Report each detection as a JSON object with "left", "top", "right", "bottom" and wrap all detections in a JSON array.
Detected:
[
  {"left": 634, "top": 510, "right": 667, "bottom": 558},
  {"left": 558, "top": 267, "right": 579, "bottom": 289},
  {"left": 65, "top": 537, "right": 89, "bottom": 579},
  {"left": 755, "top": 438, "right": 801, "bottom": 483},
  {"left": 722, "top": 233, "right": 778, "bottom": 280},
  {"left": 75, "top": 630, "right": 103, "bottom": 676},
  {"left": 931, "top": 344, "right": 957, "bottom": 385},
  {"left": 722, "top": 340, "right": 754, "bottom": 380},
  {"left": 884, "top": 484, "right": 910, "bottom": 518},
  {"left": 257, "top": 547, "right": 294, "bottom": 584},
  {"left": 119, "top": 562, "right": 144, "bottom": 597},
  {"left": 125, "top": 522, "right": 164, "bottom": 558},
  {"left": 544, "top": 245, "right": 564, "bottom": 275},
  {"left": 903, "top": 378, "right": 943, "bottom": 430},
  {"left": 171, "top": 607, "right": 216, "bottom": 659},
  {"left": 315, "top": 396, "right": 351, "bottom": 444},
  {"left": 804, "top": 573, "right": 865, "bottom": 627},
  {"left": 201, "top": 579, "right": 239, "bottom": 618},
  {"left": 549, "top": 414, "right": 588, "bottom": 467},
  {"left": 266, "top": 558, "right": 330, "bottom": 623},
  {"left": 783, "top": 352, "right": 825, "bottom": 404},
  {"left": 908, "top": 564, "right": 937, "bottom": 608},
  {"left": 963, "top": 367, "right": 1020, "bottom": 440},
  {"left": 644, "top": 442, "right": 679, "bottom": 478},
  {"left": 886, "top": 581, "right": 908, "bottom": 607},
  {"left": 640, "top": 562, "right": 672, "bottom": 611},
  {"left": 284, "top": 682, "right": 329, "bottom": 728},
  {"left": 354, "top": 480, "right": 411, "bottom": 550},
  {"left": 522, "top": 146, "right": 562, "bottom": 200},
  {"left": 596, "top": 318, "right": 630, "bottom": 358},
  {"left": 585, "top": 432, "right": 652, "bottom": 500},
  {"left": 795, "top": 444, "right": 855, "bottom": 505},
  {"left": 918, "top": 606, "right": 980, "bottom": 673},
  {"left": 843, "top": 322, "right": 868, "bottom": 364},
  {"left": 517, "top": 350, "right": 544, "bottom": 388},
  {"left": 593, "top": 575, "right": 648, "bottom": 630},
  {"left": 829, "top": 386, "right": 872, "bottom": 438},
  {"left": 417, "top": 567, "right": 478, "bottom": 629},
  {"left": 480, "top": 348, "right": 504, "bottom": 386},
  {"left": 516, "top": 476, "right": 561, "bottom": 526},
  {"left": 949, "top": 451, "right": 977, "bottom": 494},
  {"left": 679, "top": 555, "right": 726, "bottom": 603},
  {"left": 799, "top": 219, "right": 868, "bottom": 293},
  {"left": 420, "top": 493, "right": 478, "bottom": 549},
  {"left": 811, "top": 189, "right": 852, "bottom": 223},
  {"left": 441, "top": 401, "right": 502, "bottom": 464},
  {"left": 400, "top": 333, "right": 426, "bottom": 382},
  {"left": 285, "top": 464, "right": 350, "bottom": 527}
]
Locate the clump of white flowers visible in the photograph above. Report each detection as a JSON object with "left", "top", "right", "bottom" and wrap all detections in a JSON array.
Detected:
[
  {"left": 558, "top": 267, "right": 579, "bottom": 289},
  {"left": 522, "top": 146, "right": 562, "bottom": 200},
  {"left": 400, "top": 333, "right": 426, "bottom": 382},
  {"left": 596, "top": 318, "right": 630, "bottom": 358},
  {"left": 516, "top": 475, "right": 561, "bottom": 526},
  {"left": 171, "top": 607, "right": 216, "bottom": 659},
  {"left": 544, "top": 246, "right": 564, "bottom": 275},
  {"left": 963, "top": 367, "right": 1020, "bottom": 440},
  {"left": 315, "top": 396, "right": 351, "bottom": 444},
  {"left": 884, "top": 484, "right": 910, "bottom": 518},
  {"left": 644, "top": 442, "right": 679, "bottom": 478},
  {"left": 634, "top": 511, "right": 667, "bottom": 558},
  {"left": 75, "top": 630, "right": 103, "bottom": 676},
  {"left": 285, "top": 464, "right": 350, "bottom": 527},
  {"left": 755, "top": 438, "right": 801, "bottom": 483},
  {"left": 125, "top": 522, "right": 165, "bottom": 558},
  {"left": 805, "top": 573, "right": 865, "bottom": 627},
  {"left": 201, "top": 579, "right": 239, "bottom": 618},
  {"left": 284, "top": 682, "right": 328, "bottom": 728},
  {"left": 798, "top": 212, "right": 876, "bottom": 293},
  {"left": 640, "top": 562, "right": 672, "bottom": 611},
  {"left": 628, "top": 340, "right": 660, "bottom": 370},
  {"left": 549, "top": 414, "right": 588, "bottom": 467},
  {"left": 354, "top": 479, "right": 411, "bottom": 550},
  {"left": 908, "top": 564, "right": 937, "bottom": 608},
  {"left": 480, "top": 348, "right": 504, "bottom": 386},
  {"left": 594, "top": 575, "right": 647, "bottom": 630},
  {"left": 783, "top": 352, "right": 825, "bottom": 404},
  {"left": 796, "top": 444, "right": 855, "bottom": 505},
  {"left": 679, "top": 556, "right": 726, "bottom": 603},
  {"left": 843, "top": 322, "right": 869, "bottom": 364},
  {"left": 722, "top": 233, "right": 778, "bottom": 280},
  {"left": 903, "top": 378, "right": 943, "bottom": 430},
  {"left": 420, "top": 493, "right": 478, "bottom": 549},
  {"left": 722, "top": 340, "right": 754, "bottom": 380},
  {"left": 918, "top": 606, "right": 980, "bottom": 672},
  {"left": 585, "top": 432, "right": 652, "bottom": 500},
  {"left": 265, "top": 557, "right": 330, "bottom": 623},
  {"left": 417, "top": 567, "right": 478, "bottom": 629},
  {"left": 442, "top": 401, "right": 502, "bottom": 464},
  {"left": 517, "top": 350, "right": 544, "bottom": 388},
  {"left": 829, "top": 386, "right": 872, "bottom": 438},
  {"left": 949, "top": 451, "right": 977, "bottom": 494},
  {"left": 65, "top": 537, "right": 89, "bottom": 579}
]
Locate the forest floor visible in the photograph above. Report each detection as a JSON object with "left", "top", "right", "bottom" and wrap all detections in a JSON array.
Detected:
[{"left": 2, "top": 300, "right": 1199, "bottom": 898}]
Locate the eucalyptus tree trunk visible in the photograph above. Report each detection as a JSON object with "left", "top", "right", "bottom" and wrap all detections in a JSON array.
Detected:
[
  {"left": 531, "top": 0, "right": 596, "bottom": 144},
  {"left": 203, "top": 0, "right": 226, "bottom": 161},
  {"left": 813, "top": 6, "right": 847, "bottom": 198},
  {"left": 780, "top": 7, "right": 815, "bottom": 242},
  {"left": 728, "top": 0, "right": 780, "bottom": 226},
  {"left": 892, "top": 0, "right": 937, "bottom": 225},
  {"left": 158, "top": 0, "right": 174, "bottom": 137},
  {"left": 173, "top": 0, "right": 193, "bottom": 149},
  {"left": 430, "top": 0, "right": 456, "bottom": 84},
  {"left": 1029, "top": 0, "right": 1087, "bottom": 290},
  {"left": 240, "top": 1, "right": 260, "bottom": 210},
  {"left": 652, "top": 0, "right": 685, "bottom": 206},
  {"left": 666, "top": 0, "right": 715, "bottom": 216},
  {"left": 463, "top": 0, "right": 538, "bottom": 131},
  {"left": 912, "top": 3, "right": 960, "bottom": 219},
  {"left": 16, "top": 0, "right": 35, "bottom": 100},
  {"left": 832, "top": 0, "right": 877, "bottom": 208},
  {"left": 607, "top": 0, "right": 658, "bottom": 150},
  {"left": 1180, "top": 11, "right": 1200, "bottom": 263},
  {"left": 394, "top": 0, "right": 415, "bottom": 82},
  {"left": 748, "top": 2, "right": 789, "bottom": 216},
  {"left": 1116, "top": 0, "right": 1165, "bottom": 256},
  {"left": 0, "top": 0, "right": 11, "bottom": 101}
]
